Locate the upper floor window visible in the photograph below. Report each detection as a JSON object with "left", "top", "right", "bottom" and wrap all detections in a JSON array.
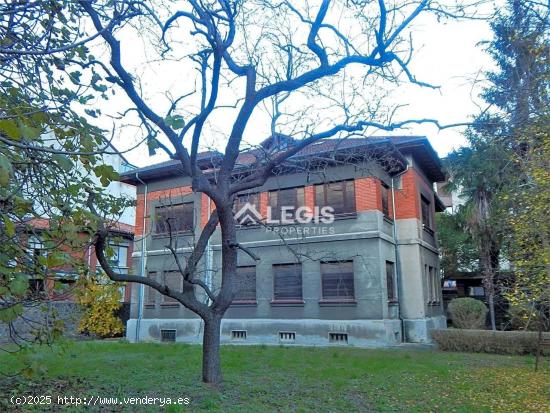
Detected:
[
  {"left": 273, "top": 263, "right": 302, "bottom": 301},
  {"left": 321, "top": 261, "right": 355, "bottom": 300},
  {"left": 155, "top": 202, "right": 194, "bottom": 235},
  {"left": 234, "top": 193, "right": 260, "bottom": 213},
  {"left": 315, "top": 180, "right": 355, "bottom": 216},
  {"left": 268, "top": 187, "right": 305, "bottom": 221},
  {"left": 421, "top": 195, "right": 432, "bottom": 229},
  {"left": 108, "top": 243, "right": 129, "bottom": 275},
  {"left": 381, "top": 184, "right": 390, "bottom": 218},
  {"left": 233, "top": 266, "right": 256, "bottom": 302}
]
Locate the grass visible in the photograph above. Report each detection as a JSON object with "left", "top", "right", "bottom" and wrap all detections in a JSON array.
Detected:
[{"left": 1, "top": 340, "right": 548, "bottom": 412}]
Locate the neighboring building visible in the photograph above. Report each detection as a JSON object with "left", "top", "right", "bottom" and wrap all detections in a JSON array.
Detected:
[
  {"left": 120, "top": 136, "right": 447, "bottom": 345},
  {"left": 25, "top": 148, "right": 137, "bottom": 303}
]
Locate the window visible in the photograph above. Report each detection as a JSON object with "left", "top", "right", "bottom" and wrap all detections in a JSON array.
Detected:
[
  {"left": 386, "top": 261, "right": 397, "bottom": 301},
  {"left": 273, "top": 264, "right": 302, "bottom": 301},
  {"left": 160, "top": 329, "right": 176, "bottom": 342},
  {"left": 426, "top": 265, "right": 439, "bottom": 304},
  {"left": 146, "top": 271, "right": 157, "bottom": 305},
  {"left": 233, "top": 266, "right": 256, "bottom": 302},
  {"left": 108, "top": 243, "right": 129, "bottom": 275},
  {"left": 268, "top": 187, "right": 304, "bottom": 221},
  {"left": 421, "top": 195, "right": 432, "bottom": 229},
  {"left": 155, "top": 202, "right": 194, "bottom": 235},
  {"left": 381, "top": 184, "right": 390, "bottom": 217},
  {"left": 321, "top": 261, "right": 355, "bottom": 300},
  {"left": 162, "top": 271, "right": 181, "bottom": 304},
  {"left": 234, "top": 192, "right": 260, "bottom": 213},
  {"left": 315, "top": 180, "right": 355, "bottom": 216}
]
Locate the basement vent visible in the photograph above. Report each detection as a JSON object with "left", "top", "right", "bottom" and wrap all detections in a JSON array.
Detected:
[
  {"left": 160, "top": 329, "right": 176, "bottom": 342},
  {"left": 279, "top": 331, "right": 296, "bottom": 342},
  {"left": 329, "top": 332, "right": 348, "bottom": 344},
  {"left": 231, "top": 330, "right": 247, "bottom": 340}
]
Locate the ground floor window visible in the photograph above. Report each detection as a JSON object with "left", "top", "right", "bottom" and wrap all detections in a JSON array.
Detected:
[
  {"left": 273, "top": 264, "right": 302, "bottom": 301},
  {"left": 321, "top": 261, "right": 354, "bottom": 300}
]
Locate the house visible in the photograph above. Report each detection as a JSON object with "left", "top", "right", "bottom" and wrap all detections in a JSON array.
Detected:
[{"left": 120, "top": 136, "right": 447, "bottom": 345}]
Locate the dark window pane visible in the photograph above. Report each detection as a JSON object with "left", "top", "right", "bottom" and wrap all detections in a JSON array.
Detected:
[
  {"left": 155, "top": 203, "right": 194, "bottom": 234},
  {"left": 421, "top": 196, "right": 431, "bottom": 228},
  {"left": 273, "top": 264, "right": 302, "bottom": 300},
  {"left": 315, "top": 180, "right": 356, "bottom": 215},
  {"left": 386, "top": 261, "right": 396, "bottom": 301},
  {"left": 321, "top": 261, "right": 354, "bottom": 299},
  {"left": 381, "top": 184, "right": 389, "bottom": 217},
  {"left": 268, "top": 188, "right": 303, "bottom": 221},
  {"left": 234, "top": 193, "right": 259, "bottom": 213},
  {"left": 233, "top": 266, "right": 256, "bottom": 301}
]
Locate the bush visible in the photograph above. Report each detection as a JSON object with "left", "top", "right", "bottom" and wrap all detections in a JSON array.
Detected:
[
  {"left": 431, "top": 329, "right": 549, "bottom": 356},
  {"left": 448, "top": 297, "right": 488, "bottom": 329}
]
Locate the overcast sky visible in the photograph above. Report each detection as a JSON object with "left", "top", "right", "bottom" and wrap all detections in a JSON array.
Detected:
[{"left": 105, "top": 4, "right": 498, "bottom": 168}]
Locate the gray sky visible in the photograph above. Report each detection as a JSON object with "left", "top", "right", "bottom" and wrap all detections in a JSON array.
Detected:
[{"left": 104, "top": 4, "right": 497, "bottom": 168}]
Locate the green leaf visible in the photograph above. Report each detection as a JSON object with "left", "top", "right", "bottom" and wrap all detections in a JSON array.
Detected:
[
  {"left": 165, "top": 115, "right": 185, "bottom": 130},
  {"left": 2, "top": 214, "right": 15, "bottom": 237},
  {"left": 53, "top": 154, "right": 74, "bottom": 172},
  {"left": 0, "top": 303, "right": 24, "bottom": 322},
  {"left": 0, "top": 153, "right": 13, "bottom": 186},
  {"left": 0, "top": 119, "right": 21, "bottom": 140},
  {"left": 9, "top": 277, "right": 28, "bottom": 296},
  {"left": 19, "top": 124, "right": 41, "bottom": 140}
]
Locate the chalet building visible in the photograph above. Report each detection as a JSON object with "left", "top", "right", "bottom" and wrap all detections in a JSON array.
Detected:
[{"left": 120, "top": 136, "right": 447, "bottom": 345}]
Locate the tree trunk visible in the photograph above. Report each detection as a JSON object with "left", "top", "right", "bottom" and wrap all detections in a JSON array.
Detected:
[{"left": 202, "top": 315, "right": 223, "bottom": 384}]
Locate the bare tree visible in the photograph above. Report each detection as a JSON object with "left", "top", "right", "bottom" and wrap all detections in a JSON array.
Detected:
[{"left": 81, "top": 0, "right": 486, "bottom": 383}]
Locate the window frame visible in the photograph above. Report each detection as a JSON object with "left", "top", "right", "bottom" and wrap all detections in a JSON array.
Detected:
[
  {"left": 268, "top": 187, "right": 305, "bottom": 222},
  {"left": 272, "top": 263, "right": 303, "bottom": 303},
  {"left": 386, "top": 261, "right": 397, "bottom": 302},
  {"left": 421, "top": 195, "right": 433, "bottom": 230},
  {"left": 320, "top": 261, "right": 355, "bottom": 302},
  {"left": 315, "top": 180, "right": 356, "bottom": 217},
  {"left": 154, "top": 202, "right": 194, "bottom": 235},
  {"left": 232, "top": 266, "right": 257, "bottom": 304},
  {"left": 381, "top": 183, "right": 390, "bottom": 218},
  {"left": 161, "top": 270, "right": 181, "bottom": 306}
]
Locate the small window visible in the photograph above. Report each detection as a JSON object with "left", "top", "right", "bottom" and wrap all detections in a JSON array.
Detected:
[
  {"left": 160, "top": 329, "right": 176, "bottom": 342},
  {"left": 421, "top": 195, "right": 432, "bottom": 229},
  {"left": 329, "top": 332, "right": 348, "bottom": 344},
  {"left": 279, "top": 331, "right": 296, "bottom": 342},
  {"left": 273, "top": 263, "right": 302, "bottom": 301},
  {"left": 381, "top": 184, "right": 390, "bottom": 217},
  {"left": 233, "top": 266, "right": 256, "bottom": 302},
  {"left": 231, "top": 330, "right": 247, "bottom": 340},
  {"left": 321, "top": 261, "right": 355, "bottom": 300},
  {"left": 386, "top": 261, "right": 397, "bottom": 302},
  {"left": 155, "top": 202, "right": 194, "bottom": 235},
  {"left": 315, "top": 180, "right": 355, "bottom": 216},
  {"left": 162, "top": 271, "right": 181, "bottom": 304},
  {"left": 268, "top": 187, "right": 305, "bottom": 222},
  {"left": 146, "top": 271, "right": 157, "bottom": 305}
]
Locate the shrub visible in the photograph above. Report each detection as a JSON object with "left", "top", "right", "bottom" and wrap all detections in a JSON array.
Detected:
[
  {"left": 431, "top": 329, "right": 549, "bottom": 356},
  {"left": 75, "top": 275, "right": 124, "bottom": 338},
  {"left": 448, "top": 297, "right": 488, "bottom": 329}
]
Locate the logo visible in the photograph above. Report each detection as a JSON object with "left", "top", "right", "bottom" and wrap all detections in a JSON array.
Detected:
[{"left": 234, "top": 203, "right": 335, "bottom": 226}]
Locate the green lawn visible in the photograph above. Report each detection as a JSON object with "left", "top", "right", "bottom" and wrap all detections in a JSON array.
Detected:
[{"left": 1, "top": 341, "right": 548, "bottom": 412}]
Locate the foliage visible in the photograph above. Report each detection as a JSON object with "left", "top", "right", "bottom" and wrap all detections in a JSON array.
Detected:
[
  {"left": 0, "top": 2, "right": 132, "bottom": 342},
  {"left": 431, "top": 328, "right": 549, "bottom": 356},
  {"left": 435, "top": 207, "right": 478, "bottom": 276},
  {"left": 448, "top": 297, "right": 488, "bottom": 329},
  {"left": 1, "top": 341, "right": 548, "bottom": 413},
  {"left": 74, "top": 274, "right": 124, "bottom": 338}
]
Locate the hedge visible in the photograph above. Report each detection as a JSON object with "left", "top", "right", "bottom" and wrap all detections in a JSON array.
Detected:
[{"left": 431, "top": 329, "right": 550, "bottom": 356}]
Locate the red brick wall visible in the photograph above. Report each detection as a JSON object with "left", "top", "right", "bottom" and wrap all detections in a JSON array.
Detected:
[
  {"left": 355, "top": 177, "right": 382, "bottom": 212},
  {"left": 393, "top": 169, "right": 420, "bottom": 220}
]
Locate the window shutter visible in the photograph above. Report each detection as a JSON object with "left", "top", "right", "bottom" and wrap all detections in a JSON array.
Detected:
[
  {"left": 321, "top": 261, "right": 354, "bottom": 299},
  {"left": 234, "top": 266, "right": 256, "bottom": 301},
  {"left": 273, "top": 264, "right": 302, "bottom": 300}
]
